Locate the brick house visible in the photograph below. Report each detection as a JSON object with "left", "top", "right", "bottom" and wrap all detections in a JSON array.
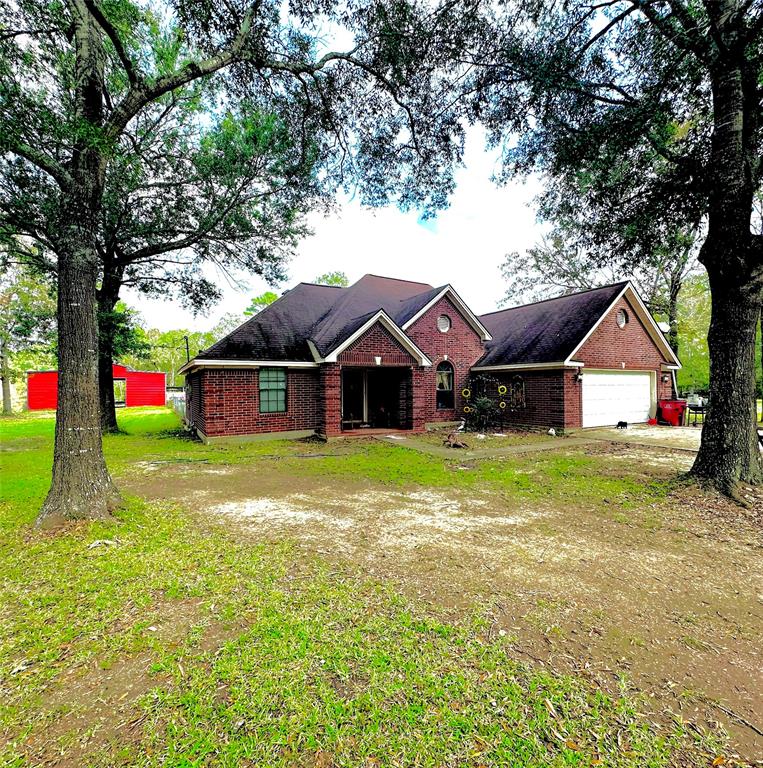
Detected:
[{"left": 180, "top": 275, "right": 680, "bottom": 441}]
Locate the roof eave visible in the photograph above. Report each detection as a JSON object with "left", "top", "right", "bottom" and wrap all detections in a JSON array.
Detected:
[
  {"left": 471, "top": 361, "right": 584, "bottom": 372},
  {"left": 178, "top": 359, "right": 319, "bottom": 375}
]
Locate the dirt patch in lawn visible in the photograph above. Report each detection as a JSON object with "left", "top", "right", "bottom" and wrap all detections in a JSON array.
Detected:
[
  {"left": 18, "top": 598, "right": 248, "bottom": 767},
  {"left": 415, "top": 427, "right": 560, "bottom": 450},
  {"left": 122, "top": 441, "right": 763, "bottom": 762}
]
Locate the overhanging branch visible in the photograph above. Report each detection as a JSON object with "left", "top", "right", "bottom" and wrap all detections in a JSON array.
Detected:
[{"left": 82, "top": 0, "right": 140, "bottom": 85}]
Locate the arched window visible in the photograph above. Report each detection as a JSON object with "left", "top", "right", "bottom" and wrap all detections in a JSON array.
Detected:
[{"left": 436, "top": 361, "right": 454, "bottom": 410}]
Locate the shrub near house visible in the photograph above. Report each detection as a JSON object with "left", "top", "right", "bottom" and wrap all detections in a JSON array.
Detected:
[{"left": 182, "top": 275, "right": 679, "bottom": 441}]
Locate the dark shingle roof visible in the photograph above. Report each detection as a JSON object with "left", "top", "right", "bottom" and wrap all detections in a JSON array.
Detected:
[
  {"left": 476, "top": 282, "right": 628, "bottom": 366},
  {"left": 309, "top": 275, "right": 437, "bottom": 356},
  {"left": 196, "top": 275, "right": 442, "bottom": 363},
  {"left": 196, "top": 276, "right": 630, "bottom": 369},
  {"left": 200, "top": 282, "right": 342, "bottom": 361}
]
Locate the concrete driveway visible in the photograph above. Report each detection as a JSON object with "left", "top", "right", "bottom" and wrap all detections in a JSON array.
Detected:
[{"left": 580, "top": 424, "right": 703, "bottom": 451}]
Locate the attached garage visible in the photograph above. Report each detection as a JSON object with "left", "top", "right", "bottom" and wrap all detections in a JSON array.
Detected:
[{"left": 582, "top": 370, "right": 654, "bottom": 427}]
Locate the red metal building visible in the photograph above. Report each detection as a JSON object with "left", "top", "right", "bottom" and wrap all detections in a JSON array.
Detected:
[{"left": 27, "top": 364, "right": 166, "bottom": 410}]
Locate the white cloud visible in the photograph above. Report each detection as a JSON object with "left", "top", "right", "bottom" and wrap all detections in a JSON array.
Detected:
[{"left": 124, "top": 126, "right": 545, "bottom": 331}]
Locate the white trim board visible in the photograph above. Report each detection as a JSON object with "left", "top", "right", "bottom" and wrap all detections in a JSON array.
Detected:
[
  {"left": 319, "top": 310, "right": 432, "bottom": 366},
  {"left": 402, "top": 285, "right": 492, "bottom": 341},
  {"left": 471, "top": 361, "right": 584, "bottom": 372},
  {"left": 178, "top": 359, "right": 319, "bottom": 375}
]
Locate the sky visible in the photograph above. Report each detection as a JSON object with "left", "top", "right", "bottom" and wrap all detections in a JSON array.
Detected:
[{"left": 123, "top": 126, "right": 546, "bottom": 332}]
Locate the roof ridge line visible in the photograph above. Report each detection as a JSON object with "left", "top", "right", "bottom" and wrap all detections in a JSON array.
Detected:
[
  {"left": 360, "top": 273, "right": 433, "bottom": 287},
  {"left": 481, "top": 281, "right": 630, "bottom": 316}
]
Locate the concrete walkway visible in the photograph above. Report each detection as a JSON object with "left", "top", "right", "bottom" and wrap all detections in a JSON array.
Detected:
[{"left": 378, "top": 427, "right": 702, "bottom": 459}]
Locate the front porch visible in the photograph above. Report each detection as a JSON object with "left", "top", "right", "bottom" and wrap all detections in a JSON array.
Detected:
[{"left": 340, "top": 366, "right": 413, "bottom": 432}]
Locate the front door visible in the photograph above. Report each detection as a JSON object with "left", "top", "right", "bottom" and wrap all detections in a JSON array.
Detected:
[{"left": 342, "top": 369, "right": 366, "bottom": 428}]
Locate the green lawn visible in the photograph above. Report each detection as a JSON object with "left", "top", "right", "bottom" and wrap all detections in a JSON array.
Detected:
[{"left": 0, "top": 409, "right": 721, "bottom": 766}]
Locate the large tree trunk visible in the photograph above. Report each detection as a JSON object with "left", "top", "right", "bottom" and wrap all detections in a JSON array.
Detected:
[
  {"left": 37, "top": 223, "right": 120, "bottom": 525},
  {"left": 36, "top": 6, "right": 119, "bottom": 526},
  {"left": 98, "top": 326, "right": 118, "bottom": 432},
  {"left": 692, "top": 265, "right": 762, "bottom": 495},
  {"left": 689, "top": 49, "right": 763, "bottom": 498},
  {"left": 1, "top": 337, "right": 12, "bottom": 415}
]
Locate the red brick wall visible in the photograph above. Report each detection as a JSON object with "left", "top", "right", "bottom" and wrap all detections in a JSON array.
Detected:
[
  {"left": 338, "top": 323, "right": 417, "bottom": 366},
  {"left": 406, "top": 296, "right": 486, "bottom": 423},
  {"left": 476, "top": 370, "right": 567, "bottom": 430},
  {"left": 577, "top": 295, "right": 671, "bottom": 371},
  {"left": 318, "top": 364, "right": 342, "bottom": 437},
  {"left": 576, "top": 294, "right": 677, "bottom": 402},
  {"left": 196, "top": 368, "right": 320, "bottom": 438},
  {"left": 563, "top": 370, "right": 582, "bottom": 429},
  {"left": 659, "top": 374, "right": 674, "bottom": 400}
]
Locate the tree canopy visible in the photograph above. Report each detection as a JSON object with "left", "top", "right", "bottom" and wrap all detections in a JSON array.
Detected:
[
  {"left": 0, "top": 0, "right": 472, "bottom": 523},
  {"left": 458, "top": 0, "right": 763, "bottom": 494},
  {"left": 244, "top": 291, "right": 279, "bottom": 316}
]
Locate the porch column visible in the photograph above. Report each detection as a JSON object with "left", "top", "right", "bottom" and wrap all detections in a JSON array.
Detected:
[
  {"left": 319, "top": 363, "right": 342, "bottom": 437},
  {"left": 412, "top": 366, "right": 428, "bottom": 432}
]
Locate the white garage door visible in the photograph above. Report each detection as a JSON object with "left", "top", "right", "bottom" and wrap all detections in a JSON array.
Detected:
[{"left": 582, "top": 370, "right": 653, "bottom": 427}]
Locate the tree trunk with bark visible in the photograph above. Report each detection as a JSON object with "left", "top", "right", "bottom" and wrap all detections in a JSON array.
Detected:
[
  {"left": 691, "top": 54, "right": 763, "bottom": 498},
  {"left": 692, "top": 263, "right": 762, "bottom": 495},
  {"left": 37, "top": 214, "right": 120, "bottom": 525},
  {"left": 96, "top": 266, "right": 123, "bottom": 433},
  {"left": 666, "top": 269, "right": 681, "bottom": 356},
  {"left": 36, "top": 7, "right": 120, "bottom": 526},
  {"left": 1, "top": 336, "right": 12, "bottom": 415}
]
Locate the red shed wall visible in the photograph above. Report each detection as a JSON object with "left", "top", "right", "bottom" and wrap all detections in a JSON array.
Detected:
[
  {"left": 199, "top": 368, "right": 320, "bottom": 438},
  {"left": 27, "top": 365, "right": 166, "bottom": 410},
  {"left": 125, "top": 371, "right": 166, "bottom": 406},
  {"left": 27, "top": 371, "right": 58, "bottom": 410},
  {"left": 406, "top": 295, "right": 486, "bottom": 424}
]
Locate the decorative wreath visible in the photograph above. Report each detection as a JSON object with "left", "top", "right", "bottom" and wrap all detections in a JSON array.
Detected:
[
  {"left": 461, "top": 388, "right": 471, "bottom": 399},
  {"left": 463, "top": 406, "right": 472, "bottom": 413},
  {"left": 497, "top": 385, "right": 507, "bottom": 395},
  {"left": 499, "top": 401, "right": 507, "bottom": 409}
]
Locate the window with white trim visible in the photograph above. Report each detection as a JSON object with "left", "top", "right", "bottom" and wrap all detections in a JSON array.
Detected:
[
  {"left": 259, "top": 368, "right": 287, "bottom": 413},
  {"left": 436, "top": 361, "right": 454, "bottom": 409},
  {"left": 437, "top": 314, "right": 451, "bottom": 333}
]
